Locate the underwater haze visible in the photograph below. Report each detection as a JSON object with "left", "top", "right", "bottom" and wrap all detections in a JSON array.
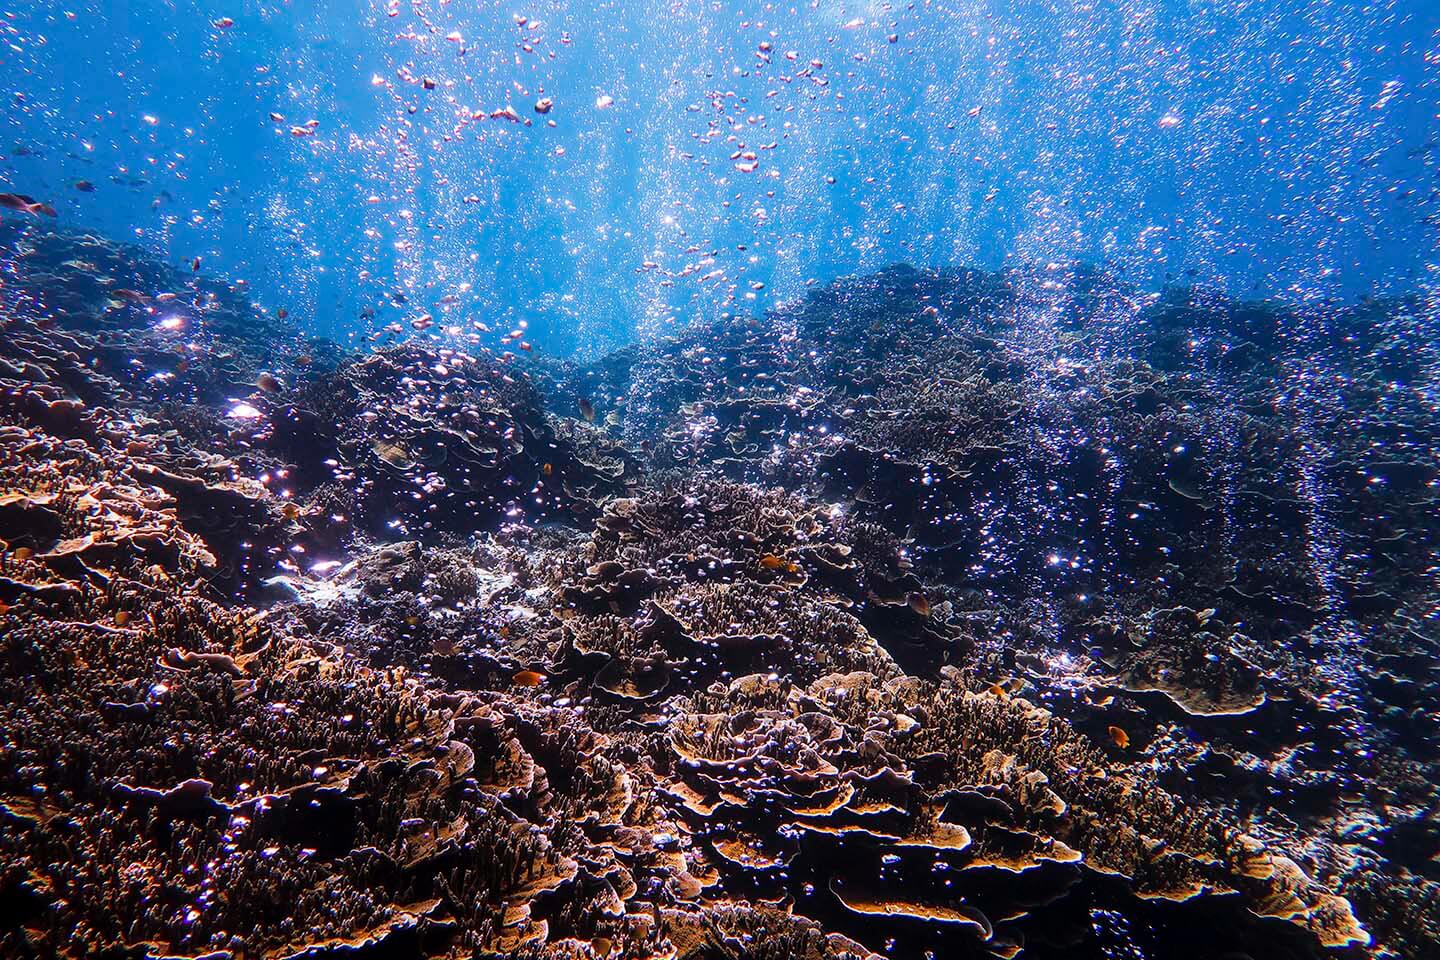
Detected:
[
  {"left": 3, "top": 3, "right": 1440, "bottom": 960},
  {"left": 3, "top": 0, "right": 1438, "bottom": 353}
]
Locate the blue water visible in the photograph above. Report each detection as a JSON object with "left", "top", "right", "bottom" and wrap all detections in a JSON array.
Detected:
[{"left": 2, "top": 0, "right": 1436, "bottom": 356}]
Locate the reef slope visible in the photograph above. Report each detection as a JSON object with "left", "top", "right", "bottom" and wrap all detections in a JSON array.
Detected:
[{"left": 1, "top": 227, "right": 1436, "bottom": 959}]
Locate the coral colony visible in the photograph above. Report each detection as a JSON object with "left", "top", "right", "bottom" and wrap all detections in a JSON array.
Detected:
[{"left": 1, "top": 229, "right": 1436, "bottom": 959}]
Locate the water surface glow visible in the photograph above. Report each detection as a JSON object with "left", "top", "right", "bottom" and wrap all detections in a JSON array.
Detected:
[{"left": 2, "top": 0, "right": 1435, "bottom": 354}]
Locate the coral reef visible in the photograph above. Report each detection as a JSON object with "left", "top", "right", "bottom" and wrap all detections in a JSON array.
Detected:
[{"left": 2, "top": 225, "right": 1436, "bottom": 959}]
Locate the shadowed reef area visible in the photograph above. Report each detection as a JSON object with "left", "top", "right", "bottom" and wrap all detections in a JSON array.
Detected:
[{"left": 0, "top": 225, "right": 1436, "bottom": 960}]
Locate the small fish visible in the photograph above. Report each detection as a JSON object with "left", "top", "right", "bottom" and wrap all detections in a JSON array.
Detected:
[
  {"left": 0, "top": 193, "right": 56, "bottom": 217},
  {"left": 908, "top": 592, "right": 932, "bottom": 618},
  {"left": 281, "top": 502, "right": 300, "bottom": 521},
  {"left": 114, "top": 610, "right": 131, "bottom": 626},
  {"left": 1107, "top": 725, "right": 1130, "bottom": 749},
  {"left": 213, "top": 16, "right": 235, "bottom": 29},
  {"left": 295, "top": 353, "right": 313, "bottom": 366},
  {"left": 191, "top": 257, "right": 202, "bottom": 272},
  {"left": 73, "top": 180, "right": 96, "bottom": 192},
  {"left": 534, "top": 97, "right": 553, "bottom": 114},
  {"left": 986, "top": 683, "right": 1008, "bottom": 699},
  {"left": 542, "top": 462, "right": 554, "bottom": 476},
  {"left": 513, "top": 669, "right": 546, "bottom": 687},
  {"left": 255, "top": 371, "right": 281, "bottom": 393},
  {"left": 276, "top": 307, "right": 289, "bottom": 320},
  {"left": 759, "top": 554, "right": 784, "bottom": 570},
  {"left": 113, "top": 288, "right": 149, "bottom": 303},
  {"left": 578, "top": 397, "right": 596, "bottom": 422}
]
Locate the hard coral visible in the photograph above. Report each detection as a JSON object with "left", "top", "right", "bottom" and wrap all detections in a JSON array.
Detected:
[{"left": 3, "top": 231, "right": 1436, "bottom": 960}]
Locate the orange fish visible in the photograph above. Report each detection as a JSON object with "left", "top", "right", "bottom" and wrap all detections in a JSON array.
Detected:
[
  {"left": 0, "top": 193, "right": 56, "bottom": 217},
  {"left": 513, "top": 669, "right": 546, "bottom": 687},
  {"left": 114, "top": 610, "right": 131, "bottom": 627},
  {"left": 759, "top": 554, "right": 784, "bottom": 570},
  {"left": 908, "top": 592, "right": 931, "bottom": 617},
  {"left": 1107, "top": 725, "right": 1130, "bottom": 749}
]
